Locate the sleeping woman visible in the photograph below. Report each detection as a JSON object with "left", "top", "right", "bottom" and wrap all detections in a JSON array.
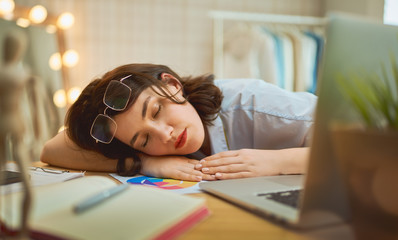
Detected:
[{"left": 40, "top": 63, "right": 317, "bottom": 181}]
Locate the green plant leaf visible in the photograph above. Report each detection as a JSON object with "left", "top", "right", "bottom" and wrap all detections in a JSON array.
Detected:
[
  {"left": 336, "top": 74, "right": 375, "bottom": 127},
  {"left": 335, "top": 54, "right": 398, "bottom": 131}
]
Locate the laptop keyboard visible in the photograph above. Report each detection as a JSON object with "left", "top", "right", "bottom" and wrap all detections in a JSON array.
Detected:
[{"left": 257, "top": 189, "right": 301, "bottom": 209}]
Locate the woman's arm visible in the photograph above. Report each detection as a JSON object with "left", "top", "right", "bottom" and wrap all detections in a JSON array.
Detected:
[
  {"left": 40, "top": 130, "right": 118, "bottom": 172},
  {"left": 40, "top": 131, "right": 203, "bottom": 181},
  {"left": 196, "top": 148, "right": 310, "bottom": 180}
]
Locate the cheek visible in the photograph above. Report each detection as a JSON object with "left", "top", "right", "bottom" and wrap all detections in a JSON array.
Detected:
[
  {"left": 187, "top": 105, "right": 203, "bottom": 128},
  {"left": 141, "top": 142, "right": 169, "bottom": 156},
  {"left": 113, "top": 114, "right": 138, "bottom": 146},
  {"left": 170, "top": 105, "right": 203, "bottom": 136},
  {"left": 180, "top": 104, "right": 205, "bottom": 151},
  {"left": 114, "top": 126, "right": 132, "bottom": 146}
]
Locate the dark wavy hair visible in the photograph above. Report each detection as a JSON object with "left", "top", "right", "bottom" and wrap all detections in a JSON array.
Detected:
[{"left": 65, "top": 63, "right": 223, "bottom": 175}]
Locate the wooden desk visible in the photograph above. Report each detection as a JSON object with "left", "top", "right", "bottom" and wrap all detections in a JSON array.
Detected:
[
  {"left": 181, "top": 193, "right": 308, "bottom": 240},
  {"left": 34, "top": 162, "right": 350, "bottom": 240}
]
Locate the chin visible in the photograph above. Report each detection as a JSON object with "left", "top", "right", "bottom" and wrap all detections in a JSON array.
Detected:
[
  {"left": 186, "top": 146, "right": 202, "bottom": 155},
  {"left": 186, "top": 138, "right": 204, "bottom": 154}
]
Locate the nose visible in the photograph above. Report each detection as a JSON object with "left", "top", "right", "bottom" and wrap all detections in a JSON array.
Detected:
[{"left": 151, "top": 123, "right": 173, "bottom": 143}]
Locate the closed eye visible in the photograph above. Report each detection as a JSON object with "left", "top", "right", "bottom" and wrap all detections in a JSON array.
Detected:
[
  {"left": 143, "top": 104, "right": 161, "bottom": 148},
  {"left": 142, "top": 134, "right": 149, "bottom": 148},
  {"left": 153, "top": 104, "right": 162, "bottom": 118}
]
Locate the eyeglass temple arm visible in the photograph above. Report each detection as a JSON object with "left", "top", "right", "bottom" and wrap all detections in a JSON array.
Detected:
[{"left": 120, "top": 74, "right": 132, "bottom": 82}]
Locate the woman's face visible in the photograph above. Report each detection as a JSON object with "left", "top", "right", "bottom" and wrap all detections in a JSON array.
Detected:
[{"left": 113, "top": 81, "right": 205, "bottom": 156}]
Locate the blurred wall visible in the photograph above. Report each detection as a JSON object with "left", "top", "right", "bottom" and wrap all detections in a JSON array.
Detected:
[
  {"left": 15, "top": 0, "right": 324, "bottom": 91},
  {"left": 323, "top": 0, "right": 384, "bottom": 22}
]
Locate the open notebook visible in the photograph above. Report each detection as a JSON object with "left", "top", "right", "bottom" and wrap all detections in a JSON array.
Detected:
[{"left": 0, "top": 176, "right": 209, "bottom": 239}]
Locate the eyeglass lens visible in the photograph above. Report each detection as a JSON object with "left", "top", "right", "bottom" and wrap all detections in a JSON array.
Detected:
[
  {"left": 91, "top": 78, "right": 132, "bottom": 143},
  {"left": 104, "top": 80, "right": 131, "bottom": 110},
  {"left": 91, "top": 114, "right": 117, "bottom": 143}
]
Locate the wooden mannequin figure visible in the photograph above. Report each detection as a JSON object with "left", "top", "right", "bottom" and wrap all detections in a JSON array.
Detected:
[{"left": 0, "top": 30, "right": 32, "bottom": 238}]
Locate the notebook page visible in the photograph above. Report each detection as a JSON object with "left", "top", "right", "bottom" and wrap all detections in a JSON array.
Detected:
[{"left": 0, "top": 176, "right": 116, "bottom": 229}]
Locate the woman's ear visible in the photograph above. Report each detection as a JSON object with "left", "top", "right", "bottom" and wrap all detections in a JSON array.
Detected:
[{"left": 160, "top": 73, "right": 182, "bottom": 93}]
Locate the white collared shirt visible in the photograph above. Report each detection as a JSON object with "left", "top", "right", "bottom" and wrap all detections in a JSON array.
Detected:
[{"left": 206, "top": 79, "right": 317, "bottom": 154}]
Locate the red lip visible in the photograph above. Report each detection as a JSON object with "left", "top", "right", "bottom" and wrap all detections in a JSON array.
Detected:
[{"left": 175, "top": 129, "right": 187, "bottom": 149}]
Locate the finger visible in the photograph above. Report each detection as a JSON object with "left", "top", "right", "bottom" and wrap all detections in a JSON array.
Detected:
[
  {"left": 202, "top": 150, "right": 239, "bottom": 161},
  {"left": 200, "top": 156, "right": 242, "bottom": 168},
  {"left": 201, "top": 163, "right": 247, "bottom": 175},
  {"left": 188, "top": 159, "right": 201, "bottom": 165},
  {"left": 214, "top": 172, "right": 252, "bottom": 180},
  {"left": 186, "top": 159, "right": 205, "bottom": 171},
  {"left": 194, "top": 162, "right": 203, "bottom": 170},
  {"left": 201, "top": 174, "right": 217, "bottom": 181},
  {"left": 180, "top": 166, "right": 203, "bottom": 176},
  {"left": 179, "top": 165, "right": 204, "bottom": 180},
  {"left": 174, "top": 171, "right": 203, "bottom": 182}
]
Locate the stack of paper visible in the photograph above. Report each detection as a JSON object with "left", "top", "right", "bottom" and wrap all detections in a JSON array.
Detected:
[{"left": 1, "top": 164, "right": 84, "bottom": 194}]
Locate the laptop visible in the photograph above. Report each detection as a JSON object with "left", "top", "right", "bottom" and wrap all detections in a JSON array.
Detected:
[{"left": 200, "top": 13, "right": 398, "bottom": 228}]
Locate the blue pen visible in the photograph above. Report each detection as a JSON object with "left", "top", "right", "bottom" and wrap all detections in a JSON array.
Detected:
[{"left": 73, "top": 184, "right": 129, "bottom": 214}]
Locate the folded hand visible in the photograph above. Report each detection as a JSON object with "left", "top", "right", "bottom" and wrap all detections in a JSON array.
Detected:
[
  {"left": 196, "top": 148, "right": 308, "bottom": 180},
  {"left": 140, "top": 155, "right": 203, "bottom": 182}
]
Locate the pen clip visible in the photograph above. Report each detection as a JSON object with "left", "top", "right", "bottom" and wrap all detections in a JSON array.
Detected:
[{"left": 29, "top": 167, "right": 70, "bottom": 174}]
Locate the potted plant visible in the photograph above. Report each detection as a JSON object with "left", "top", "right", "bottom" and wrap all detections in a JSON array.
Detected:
[{"left": 332, "top": 55, "right": 398, "bottom": 239}]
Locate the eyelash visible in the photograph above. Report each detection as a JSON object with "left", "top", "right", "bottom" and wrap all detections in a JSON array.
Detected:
[
  {"left": 142, "top": 134, "right": 149, "bottom": 148},
  {"left": 142, "top": 105, "right": 162, "bottom": 147},
  {"left": 153, "top": 104, "right": 162, "bottom": 118}
]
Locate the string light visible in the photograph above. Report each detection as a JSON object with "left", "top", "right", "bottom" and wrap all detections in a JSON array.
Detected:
[
  {"left": 29, "top": 5, "right": 47, "bottom": 24},
  {"left": 1, "top": 4, "right": 79, "bottom": 109},
  {"left": 0, "top": 0, "right": 15, "bottom": 15},
  {"left": 58, "top": 125, "right": 65, "bottom": 132},
  {"left": 49, "top": 52, "right": 62, "bottom": 71},
  {"left": 16, "top": 18, "right": 30, "bottom": 28},
  {"left": 62, "top": 49, "right": 79, "bottom": 68},
  {"left": 67, "top": 87, "right": 81, "bottom": 104},
  {"left": 53, "top": 89, "right": 67, "bottom": 108},
  {"left": 57, "top": 12, "right": 74, "bottom": 29}
]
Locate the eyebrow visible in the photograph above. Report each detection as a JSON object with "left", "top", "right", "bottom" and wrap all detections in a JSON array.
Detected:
[
  {"left": 130, "top": 96, "right": 152, "bottom": 147},
  {"left": 142, "top": 96, "right": 151, "bottom": 119}
]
